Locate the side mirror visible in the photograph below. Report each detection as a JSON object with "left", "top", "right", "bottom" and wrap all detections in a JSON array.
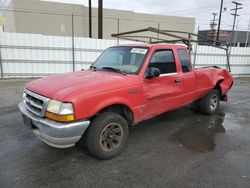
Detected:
[{"left": 145, "top": 67, "right": 160, "bottom": 79}]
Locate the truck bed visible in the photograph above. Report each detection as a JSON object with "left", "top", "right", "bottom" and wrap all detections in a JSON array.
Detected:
[{"left": 194, "top": 66, "right": 233, "bottom": 101}]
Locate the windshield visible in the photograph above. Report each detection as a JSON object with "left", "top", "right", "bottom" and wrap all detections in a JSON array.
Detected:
[{"left": 92, "top": 46, "right": 148, "bottom": 74}]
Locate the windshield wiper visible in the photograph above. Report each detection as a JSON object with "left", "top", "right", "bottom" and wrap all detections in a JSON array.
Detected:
[
  {"left": 101, "top": 67, "right": 126, "bottom": 75},
  {"left": 89, "top": 65, "right": 97, "bottom": 71}
]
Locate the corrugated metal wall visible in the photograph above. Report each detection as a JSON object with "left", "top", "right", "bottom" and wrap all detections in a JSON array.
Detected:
[
  {"left": 0, "top": 32, "right": 116, "bottom": 77},
  {"left": 192, "top": 45, "right": 250, "bottom": 75},
  {"left": 0, "top": 32, "right": 250, "bottom": 78}
]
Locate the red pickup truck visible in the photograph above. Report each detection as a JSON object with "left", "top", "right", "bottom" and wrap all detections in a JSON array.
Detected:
[{"left": 19, "top": 43, "right": 233, "bottom": 159}]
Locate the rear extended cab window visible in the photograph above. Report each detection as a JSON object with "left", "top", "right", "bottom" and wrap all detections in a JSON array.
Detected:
[
  {"left": 177, "top": 49, "right": 192, "bottom": 73},
  {"left": 148, "top": 50, "right": 177, "bottom": 75}
]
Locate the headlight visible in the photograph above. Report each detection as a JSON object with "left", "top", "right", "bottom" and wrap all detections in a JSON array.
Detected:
[
  {"left": 60, "top": 103, "right": 74, "bottom": 115},
  {"left": 45, "top": 99, "right": 75, "bottom": 122},
  {"left": 46, "top": 100, "right": 62, "bottom": 114}
]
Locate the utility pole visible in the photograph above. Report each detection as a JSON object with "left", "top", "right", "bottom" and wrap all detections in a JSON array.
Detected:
[
  {"left": 216, "top": 0, "right": 224, "bottom": 44},
  {"left": 245, "top": 17, "right": 250, "bottom": 47},
  {"left": 98, "top": 0, "right": 103, "bottom": 39},
  {"left": 88, "top": 0, "right": 92, "bottom": 38},
  {"left": 230, "top": 1, "right": 243, "bottom": 47},
  {"left": 210, "top": 13, "right": 218, "bottom": 30},
  {"left": 210, "top": 13, "right": 218, "bottom": 44},
  {"left": 233, "top": 19, "right": 240, "bottom": 46}
]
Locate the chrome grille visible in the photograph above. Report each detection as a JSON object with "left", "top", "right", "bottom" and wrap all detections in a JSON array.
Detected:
[{"left": 23, "top": 89, "right": 50, "bottom": 117}]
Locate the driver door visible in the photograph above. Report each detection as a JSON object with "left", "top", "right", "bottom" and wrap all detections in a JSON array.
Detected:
[{"left": 142, "top": 49, "right": 184, "bottom": 119}]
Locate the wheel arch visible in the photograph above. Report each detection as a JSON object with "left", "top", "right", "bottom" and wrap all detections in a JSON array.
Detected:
[
  {"left": 213, "top": 79, "right": 224, "bottom": 96},
  {"left": 91, "top": 103, "right": 134, "bottom": 125}
]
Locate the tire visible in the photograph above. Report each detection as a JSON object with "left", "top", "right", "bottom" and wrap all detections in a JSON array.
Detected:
[
  {"left": 86, "top": 112, "right": 129, "bottom": 159},
  {"left": 197, "top": 89, "right": 220, "bottom": 114}
]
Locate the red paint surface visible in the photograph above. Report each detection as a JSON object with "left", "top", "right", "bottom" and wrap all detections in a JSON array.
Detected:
[{"left": 26, "top": 43, "right": 233, "bottom": 123}]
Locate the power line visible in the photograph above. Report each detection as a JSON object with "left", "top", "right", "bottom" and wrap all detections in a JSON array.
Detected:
[{"left": 163, "top": 3, "right": 226, "bottom": 15}]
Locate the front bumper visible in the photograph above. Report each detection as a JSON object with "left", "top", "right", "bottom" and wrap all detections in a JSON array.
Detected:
[{"left": 18, "top": 102, "right": 90, "bottom": 148}]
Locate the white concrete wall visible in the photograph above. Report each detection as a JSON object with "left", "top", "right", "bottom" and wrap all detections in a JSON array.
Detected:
[
  {"left": 0, "top": 32, "right": 250, "bottom": 77},
  {"left": 2, "top": 0, "right": 195, "bottom": 39}
]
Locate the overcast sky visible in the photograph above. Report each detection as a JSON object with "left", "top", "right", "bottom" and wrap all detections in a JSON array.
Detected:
[
  {"left": 42, "top": 0, "right": 250, "bottom": 31},
  {"left": 1, "top": 0, "right": 249, "bottom": 31}
]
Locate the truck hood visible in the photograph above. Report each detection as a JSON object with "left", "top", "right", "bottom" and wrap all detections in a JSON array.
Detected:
[{"left": 26, "top": 70, "right": 140, "bottom": 102}]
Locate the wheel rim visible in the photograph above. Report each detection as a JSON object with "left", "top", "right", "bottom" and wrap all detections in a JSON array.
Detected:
[
  {"left": 209, "top": 94, "right": 219, "bottom": 111},
  {"left": 100, "top": 123, "right": 123, "bottom": 152}
]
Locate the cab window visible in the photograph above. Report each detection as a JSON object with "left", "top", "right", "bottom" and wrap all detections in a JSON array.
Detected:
[
  {"left": 149, "top": 50, "right": 176, "bottom": 75},
  {"left": 177, "top": 49, "right": 191, "bottom": 73}
]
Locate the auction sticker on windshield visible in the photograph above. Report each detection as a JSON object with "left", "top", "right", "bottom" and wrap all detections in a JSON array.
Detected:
[{"left": 131, "top": 48, "right": 148, "bottom": 54}]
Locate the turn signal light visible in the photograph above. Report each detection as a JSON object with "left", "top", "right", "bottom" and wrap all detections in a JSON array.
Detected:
[{"left": 45, "top": 111, "right": 75, "bottom": 122}]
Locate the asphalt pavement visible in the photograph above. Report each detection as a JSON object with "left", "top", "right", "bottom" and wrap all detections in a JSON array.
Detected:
[{"left": 1, "top": 78, "right": 250, "bottom": 188}]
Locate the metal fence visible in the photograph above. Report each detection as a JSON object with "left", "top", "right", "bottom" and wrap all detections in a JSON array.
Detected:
[
  {"left": 0, "top": 32, "right": 250, "bottom": 78},
  {"left": 192, "top": 44, "right": 250, "bottom": 76}
]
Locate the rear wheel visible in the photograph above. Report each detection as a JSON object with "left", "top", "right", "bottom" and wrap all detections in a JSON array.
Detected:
[
  {"left": 86, "top": 112, "right": 129, "bottom": 159},
  {"left": 197, "top": 89, "right": 220, "bottom": 114}
]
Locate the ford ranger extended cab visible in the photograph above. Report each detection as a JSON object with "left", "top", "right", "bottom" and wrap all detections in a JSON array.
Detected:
[
  {"left": 19, "top": 29, "right": 233, "bottom": 159},
  {"left": 19, "top": 43, "right": 233, "bottom": 159}
]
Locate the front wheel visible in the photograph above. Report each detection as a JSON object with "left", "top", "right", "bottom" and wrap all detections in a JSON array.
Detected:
[
  {"left": 86, "top": 112, "right": 129, "bottom": 159},
  {"left": 197, "top": 89, "right": 220, "bottom": 114}
]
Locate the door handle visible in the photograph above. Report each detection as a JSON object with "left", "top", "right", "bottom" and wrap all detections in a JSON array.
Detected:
[{"left": 174, "top": 78, "right": 182, "bottom": 83}]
